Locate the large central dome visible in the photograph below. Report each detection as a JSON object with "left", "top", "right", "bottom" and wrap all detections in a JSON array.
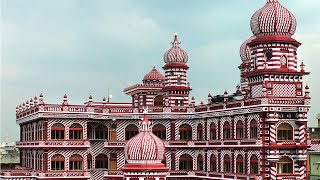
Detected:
[{"left": 250, "top": 0, "right": 296, "bottom": 37}]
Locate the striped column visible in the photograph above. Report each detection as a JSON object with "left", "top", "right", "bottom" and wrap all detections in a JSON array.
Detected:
[
  {"left": 299, "top": 166, "right": 306, "bottom": 180},
  {"left": 299, "top": 125, "right": 306, "bottom": 144},
  {"left": 270, "top": 124, "right": 276, "bottom": 143},
  {"left": 270, "top": 166, "right": 277, "bottom": 180}
]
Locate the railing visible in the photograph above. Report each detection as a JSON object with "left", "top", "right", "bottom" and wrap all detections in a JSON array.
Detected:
[
  {"left": 104, "top": 141, "right": 126, "bottom": 147},
  {"left": 104, "top": 170, "right": 123, "bottom": 176},
  {"left": 16, "top": 140, "right": 90, "bottom": 148},
  {"left": 38, "top": 171, "right": 89, "bottom": 178}
]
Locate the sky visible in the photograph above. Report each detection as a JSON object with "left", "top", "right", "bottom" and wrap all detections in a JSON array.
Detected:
[{"left": 1, "top": 0, "right": 320, "bottom": 142}]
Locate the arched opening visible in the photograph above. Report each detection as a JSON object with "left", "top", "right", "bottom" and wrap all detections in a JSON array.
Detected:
[
  {"left": 223, "top": 122, "right": 231, "bottom": 139},
  {"left": 87, "top": 154, "right": 92, "bottom": 169},
  {"left": 210, "top": 123, "right": 217, "bottom": 140},
  {"left": 87, "top": 125, "right": 93, "bottom": 139},
  {"left": 197, "top": 124, "right": 203, "bottom": 140},
  {"left": 95, "top": 154, "right": 108, "bottom": 169},
  {"left": 177, "top": 75, "right": 182, "bottom": 85},
  {"left": 179, "top": 154, "right": 193, "bottom": 170},
  {"left": 95, "top": 125, "right": 108, "bottom": 140},
  {"left": 125, "top": 124, "right": 138, "bottom": 140},
  {"left": 236, "top": 154, "right": 244, "bottom": 173},
  {"left": 152, "top": 124, "right": 166, "bottom": 140},
  {"left": 236, "top": 121, "right": 244, "bottom": 139},
  {"left": 280, "top": 55, "right": 288, "bottom": 68},
  {"left": 250, "top": 155, "right": 258, "bottom": 174},
  {"left": 210, "top": 154, "right": 217, "bottom": 172},
  {"left": 69, "top": 154, "right": 83, "bottom": 170},
  {"left": 277, "top": 156, "right": 293, "bottom": 174},
  {"left": 197, "top": 154, "right": 203, "bottom": 171},
  {"left": 154, "top": 95, "right": 164, "bottom": 107},
  {"left": 51, "top": 154, "right": 65, "bottom": 170},
  {"left": 179, "top": 124, "right": 192, "bottom": 140},
  {"left": 277, "top": 123, "right": 293, "bottom": 141},
  {"left": 51, "top": 123, "right": 65, "bottom": 140},
  {"left": 109, "top": 124, "right": 117, "bottom": 141},
  {"left": 223, "top": 154, "right": 231, "bottom": 172},
  {"left": 110, "top": 153, "right": 117, "bottom": 170},
  {"left": 250, "top": 120, "right": 258, "bottom": 139},
  {"left": 69, "top": 123, "right": 83, "bottom": 140}
]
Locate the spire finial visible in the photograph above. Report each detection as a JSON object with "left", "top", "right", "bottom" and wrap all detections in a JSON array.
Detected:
[
  {"left": 172, "top": 32, "right": 180, "bottom": 47},
  {"left": 267, "top": 0, "right": 278, "bottom": 3}
]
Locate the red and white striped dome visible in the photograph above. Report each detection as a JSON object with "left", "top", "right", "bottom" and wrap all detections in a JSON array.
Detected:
[
  {"left": 250, "top": 0, "right": 296, "bottom": 37},
  {"left": 143, "top": 67, "right": 165, "bottom": 81},
  {"left": 124, "top": 115, "right": 165, "bottom": 163},
  {"left": 240, "top": 36, "right": 256, "bottom": 62},
  {"left": 163, "top": 33, "right": 188, "bottom": 64}
]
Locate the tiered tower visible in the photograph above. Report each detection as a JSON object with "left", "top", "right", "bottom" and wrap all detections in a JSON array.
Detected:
[
  {"left": 163, "top": 33, "right": 191, "bottom": 107},
  {"left": 122, "top": 111, "right": 168, "bottom": 180},
  {"left": 240, "top": 0, "right": 310, "bottom": 179}
]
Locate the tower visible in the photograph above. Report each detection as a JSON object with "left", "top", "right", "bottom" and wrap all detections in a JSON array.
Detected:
[
  {"left": 239, "top": 0, "right": 311, "bottom": 179},
  {"left": 163, "top": 33, "right": 192, "bottom": 107},
  {"left": 122, "top": 111, "right": 168, "bottom": 180}
]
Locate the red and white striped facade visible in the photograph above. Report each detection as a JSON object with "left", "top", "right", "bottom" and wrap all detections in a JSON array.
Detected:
[{"left": 1, "top": 0, "right": 317, "bottom": 180}]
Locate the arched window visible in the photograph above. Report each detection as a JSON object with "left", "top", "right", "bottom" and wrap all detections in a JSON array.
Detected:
[
  {"left": 69, "top": 154, "right": 83, "bottom": 170},
  {"left": 236, "top": 155, "right": 244, "bottom": 173},
  {"left": 154, "top": 95, "right": 164, "bottom": 107},
  {"left": 277, "top": 123, "right": 293, "bottom": 141},
  {"left": 95, "top": 125, "right": 108, "bottom": 140},
  {"left": 152, "top": 124, "right": 166, "bottom": 140},
  {"left": 280, "top": 55, "right": 288, "bottom": 68},
  {"left": 223, "top": 155, "right": 231, "bottom": 172},
  {"left": 250, "top": 155, "right": 258, "bottom": 174},
  {"left": 51, "top": 154, "right": 65, "bottom": 170},
  {"left": 277, "top": 156, "right": 293, "bottom": 174},
  {"left": 179, "top": 124, "right": 192, "bottom": 140},
  {"left": 197, "top": 154, "right": 203, "bottom": 171},
  {"left": 197, "top": 124, "right": 203, "bottom": 140},
  {"left": 87, "top": 125, "right": 93, "bottom": 139},
  {"left": 69, "top": 123, "right": 83, "bottom": 140},
  {"left": 51, "top": 123, "right": 65, "bottom": 140},
  {"left": 210, "top": 154, "right": 217, "bottom": 172},
  {"left": 177, "top": 75, "right": 182, "bottom": 85},
  {"left": 87, "top": 154, "right": 92, "bottom": 169},
  {"left": 95, "top": 154, "right": 108, "bottom": 169},
  {"left": 223, "top": 122, "right": 231, "bottom": 139},
  {"left": 236, "top": 121, "right": 244, "bottom": 139},
  {"left": 110, "top": 153, "right": 117, "bottom": 170},
  {"left": 250, "top": 120, "right": 258, "bottom": 139},
  {"left": 109, "top": 124, "right": 117, "bottom": 141},
  {"left": 179, "top": 154, "right": 193, "bottom": 170},
  {"left": 210, "top": 123, "right": 217, "bottom": 140},
  {"left": 125, "top": 124, "right": 138, "bottom": 140}
]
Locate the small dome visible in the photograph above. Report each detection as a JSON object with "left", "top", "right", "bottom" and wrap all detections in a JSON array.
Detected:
[
  {"left": 250, "top": 0, "right": 296, "bottom": 37},
  {"left": 240, "top": 36, "right": 256, "bottom": 62},
  {"left": 124, "top": 115, "right": 165, "bottom": 163},
  {"left": 163, "top": 33, "right": 188, "bottom": 64},
  {"left": 143, "top": 67, "right": 165, "bottom": 82}
]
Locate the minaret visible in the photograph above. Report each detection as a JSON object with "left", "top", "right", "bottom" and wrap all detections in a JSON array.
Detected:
[
  {"left": 239, "top": 0, "right": 310, "bottom": 179},
  {"left": 122, "top": 109, "right": 168, "bottom": 180},
  {"left": 162, "top": 33, "right": 192, "bottom": 106}
]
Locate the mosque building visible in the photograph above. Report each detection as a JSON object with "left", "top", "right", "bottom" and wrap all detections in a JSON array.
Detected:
[{"left": 1, "top": 0, "right": 315, "bottom": 179}]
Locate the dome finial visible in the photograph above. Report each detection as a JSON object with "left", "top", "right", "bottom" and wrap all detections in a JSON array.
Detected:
[
  {"left": 172, "top": 32, "right": 180, "bottom": 47},
  {"left": 267, "top": 0, "right": 278, "bottom": 2}
]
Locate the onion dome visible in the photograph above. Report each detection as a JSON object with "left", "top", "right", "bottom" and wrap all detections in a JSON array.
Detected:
[
  {"left": 163, "top": 33, "right": 188, "bottom": 64},
  {"left": 250, "top": 0, "right": 296, "bottom": 37},
  {"left": 143, "top": 66, "right": 165, "bottom": 82},
  {"left": 124, "top": 114, "right": 165, "bottom": 164},
  {"left": 240, "top": 36, "right": 256, "bottom": 62}
]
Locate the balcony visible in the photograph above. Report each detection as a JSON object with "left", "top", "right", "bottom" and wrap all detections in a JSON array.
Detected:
[
  {"left": 104, "top": 141, "right": 126, "bottom": 148},
  {"left": 0, "top": 170, "right": 90, "bottom": 179},
  {"left": 16, "top": 140, "right": 90, "bottom": 148}
]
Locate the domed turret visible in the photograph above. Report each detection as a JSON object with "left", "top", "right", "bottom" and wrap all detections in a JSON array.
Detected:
[
  {"left": 250, "top": 0, "right": 296, "bottom": 37},
  {"left": 163, "top": 33, "right": 188, "bottom": 64},
  {"left": 240, "top": 36, "right": 256, "bottom": 62},
  {"left": 143, "top": 66, "right": 165, "bottom": 83},
  {"left": 124, "top": 114, "right": 165, "bottom": 164}
]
